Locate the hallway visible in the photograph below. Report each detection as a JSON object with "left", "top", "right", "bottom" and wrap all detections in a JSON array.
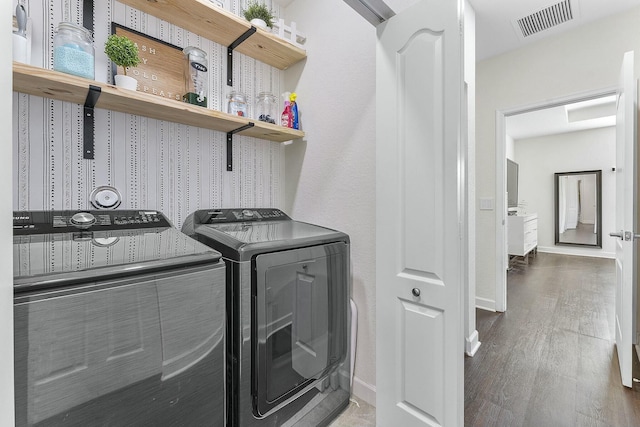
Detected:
[{"left": 464, "top": 253, "right": 640, "bottom": 426}]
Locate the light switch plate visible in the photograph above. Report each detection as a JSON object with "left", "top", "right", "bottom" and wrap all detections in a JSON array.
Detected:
[{"left": 479, "top": 198, "right": 494, "bottom": 211}]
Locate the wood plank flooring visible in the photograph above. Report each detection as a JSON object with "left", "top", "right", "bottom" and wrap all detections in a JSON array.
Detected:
[{"left": 465, "top": 253, "right": 640, "bottom": 427}]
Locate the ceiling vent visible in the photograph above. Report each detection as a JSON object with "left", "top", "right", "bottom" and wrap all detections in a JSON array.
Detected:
[{"left": 516, "top": 0, "right": 574, "bottom": 38}]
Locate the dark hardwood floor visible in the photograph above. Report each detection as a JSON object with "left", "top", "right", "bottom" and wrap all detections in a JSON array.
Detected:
[{"left": 464, "top": 253, "right": 640, "bottom": 427}]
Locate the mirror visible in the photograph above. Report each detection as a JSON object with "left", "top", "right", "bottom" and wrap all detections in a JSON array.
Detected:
[{"left": 554, "top": 170, "right": 602, "bottom": 247}]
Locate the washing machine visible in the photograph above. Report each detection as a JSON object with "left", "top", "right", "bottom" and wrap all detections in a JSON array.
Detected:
[
  {"left": 182, "top": 208, "right": 351, "bottom": 427},
  {"left": 13, "top": 210, "right": 226, "bottom": 427}
]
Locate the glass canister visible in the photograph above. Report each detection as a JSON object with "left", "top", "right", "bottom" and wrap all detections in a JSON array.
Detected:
[
  {"left": 227, "top": 91, "right": 248, "bottom": 117},
  {"left": 183, "top": 46, "right": 208, "bottom": 107},
  {"left": 53, "top": 22, "right": 95, "bottom": 80},
  {"left": 255, "top": 92, "right": 277, "bottom": 124}
]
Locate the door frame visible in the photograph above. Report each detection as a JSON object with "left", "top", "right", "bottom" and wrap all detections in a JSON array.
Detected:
[{"left": 495, "top": 87, "right": 617, "bottom": 312}]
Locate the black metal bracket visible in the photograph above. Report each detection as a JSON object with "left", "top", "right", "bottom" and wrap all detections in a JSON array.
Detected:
[
  {"left": 83, "top": 0, "right": 94, "bottom": 33},
  {"left": 226, "top": 123, "right": 255, "bottom": 171},
  {"left": 227, "top": 27, "right": 257, "bottom": 86},
  {"left": 83, "top": 85, "right": 101, "bottom": 159},
  {"left": 81, "top": 0, "right": 96, "bottom": 160}
]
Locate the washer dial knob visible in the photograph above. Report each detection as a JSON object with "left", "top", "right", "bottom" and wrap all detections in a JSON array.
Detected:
[{"left": 70, "top": 212, "right": 96, "bottom": 229}]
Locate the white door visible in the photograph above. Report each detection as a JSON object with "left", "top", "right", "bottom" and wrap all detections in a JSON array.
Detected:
[
  {"left": 611, "top": 50, "right": 637, "bottom": 388},
  {"left": 375, "top": 0, "right": 464, "bottom": 425}
]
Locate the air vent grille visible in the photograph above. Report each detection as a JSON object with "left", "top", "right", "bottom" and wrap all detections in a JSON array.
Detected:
[{"left": 517, "top": 0, "right": 574, "bottom": 38}]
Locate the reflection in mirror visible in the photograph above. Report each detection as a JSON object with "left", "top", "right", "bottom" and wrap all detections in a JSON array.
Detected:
[{"left": 554, "top": 170, "right": 602, "bottom": 247}]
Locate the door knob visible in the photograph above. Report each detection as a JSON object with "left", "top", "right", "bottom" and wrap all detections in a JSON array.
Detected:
[
  {"left": 412, "top": 288, "right": 421, "bottom": 297},
  {"left": 609, "top": 231, "right": 624, "bottom": 240}
]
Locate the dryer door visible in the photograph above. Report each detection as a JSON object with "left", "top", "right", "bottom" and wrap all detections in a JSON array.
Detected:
[{"left": 253, "top": 242, "right": 349, "bottom": 417}]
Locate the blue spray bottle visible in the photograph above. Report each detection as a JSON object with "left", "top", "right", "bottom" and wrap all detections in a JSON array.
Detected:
[{"left": 289, "top": 92, "right": 299, "bottom": 130}]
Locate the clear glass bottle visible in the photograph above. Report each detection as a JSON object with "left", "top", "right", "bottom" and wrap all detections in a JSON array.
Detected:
[
  {"left": 53, "top": 22, "right": 95, "bottom": 80},
  {"left": 183, "top": 46, "right": 208, "bottom": 107},
  {"left": 227, "top": 91, "right": 248, "bottom": 117},
  {"left": 255, "top": 92, "right": 277, "bottom": 124}
]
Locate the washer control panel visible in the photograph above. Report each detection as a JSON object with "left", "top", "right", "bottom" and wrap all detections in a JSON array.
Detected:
[
  {"left": 13, "top": 210, "right": 171, "bottom": 234},
  {"left": 195, "top": 208, "right": 290, "bottom": 224}
]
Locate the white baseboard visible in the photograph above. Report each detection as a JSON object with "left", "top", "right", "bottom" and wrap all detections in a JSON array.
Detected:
[
  {"left": 465, "top": 330, "right": 481, "bottom": 357},
  {"left": 537, "top": 246, "right": 615, "bottom": 259},
  {"left": 352, "top": 376, "right": 376, "bottom": 407},
  {"left": 475, "top": 296, "right": 496, "bottom": 312}
]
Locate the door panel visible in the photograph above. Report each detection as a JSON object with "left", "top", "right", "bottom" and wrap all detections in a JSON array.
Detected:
[
  {"left": 376, "top": 0, "right": 464, "bottom": 425},
  {"left": 400, "top": 30, "right": 444, "bottom": 278},
  {"left": 613, "top": 50, "right": 637, "bottom": 388},
  {"left": 399, "top": 301, "right": 444, "bottom": 425}
]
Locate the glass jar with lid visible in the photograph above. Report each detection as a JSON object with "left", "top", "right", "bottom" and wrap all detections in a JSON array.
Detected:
[
  {"left": 183, "top": 46, "right": 208, "bottom": 107},
  {"left": 255, "top": 92, "right": 277, "bottom": 124},
  {"left": 53, "top": 22, "right": 95, "bottom": 79},
  {"left": 227, "top": 91, "right": 248, "bottom": 117}
]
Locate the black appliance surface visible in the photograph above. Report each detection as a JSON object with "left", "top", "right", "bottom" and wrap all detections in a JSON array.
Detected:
[
  {"left": 182, "top": 208, "right": 349, "bottom": 261},
  {"left": 182, "top": 208, "right": 351, "bottom": 427},
  {"left": 14, "top": 210, "right": 221, "bottom": 292},
  {"left": 14, "top": 210, "right": 226, "bottom": 427}
]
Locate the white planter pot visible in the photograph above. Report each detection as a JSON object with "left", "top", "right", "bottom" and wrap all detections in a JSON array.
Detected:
[
  {"left": 250, "top": 18, "right": 268, "bottom": 30},
  {"left": 114, "top": 74, "right": 138, "bottom": 91}
]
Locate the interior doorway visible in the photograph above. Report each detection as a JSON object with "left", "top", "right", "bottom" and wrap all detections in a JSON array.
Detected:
[{"left": 494, "top": 87, "right": 617, "bottom": 311}]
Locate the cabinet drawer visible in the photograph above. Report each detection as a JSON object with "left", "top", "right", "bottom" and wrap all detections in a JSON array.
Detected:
[
  {"left": 525, "top": 235, "right": 537, "bottom": 247},
  {"left": 524, "top": 220, "right": 537, "bottom": 233}
]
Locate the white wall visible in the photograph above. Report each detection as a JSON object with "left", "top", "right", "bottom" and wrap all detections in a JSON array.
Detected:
[
  {"left": 282, "top": 0, "right": 377, "bottom": 405},
  {"left": 514, "top": 127, "right": 615, "bottom": 258},
  {"left": 476, "top": 6, "right": 640, "bottom": 306},
  {"left": 506, "top": 134, "right": 515, "bottom": 161},
  {"left": 2, "top": 0, "right": 14, "bottom": 423}
]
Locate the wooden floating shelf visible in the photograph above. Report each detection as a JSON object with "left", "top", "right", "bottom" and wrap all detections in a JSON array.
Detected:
[
  {"left": 13, "top": 62, "right": 304, "bottom": 143},
  {"left": 117, "top": 0, "right": 307, "bottom": 70}
]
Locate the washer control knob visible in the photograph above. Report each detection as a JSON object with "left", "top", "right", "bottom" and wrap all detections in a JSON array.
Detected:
[
  {"left": 242, "top": 209, "right": 255, "bottom": 218},
  {"left": 70, "top": 212, "right": 96, "bottom": 229}
]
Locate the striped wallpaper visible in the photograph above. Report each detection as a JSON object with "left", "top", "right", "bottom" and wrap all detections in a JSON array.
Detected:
[{"left": 13, "top": 0, "right": 287, "bottom": 228}]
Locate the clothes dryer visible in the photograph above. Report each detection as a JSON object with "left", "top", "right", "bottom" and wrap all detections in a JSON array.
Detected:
[{"left": 182, "top": 208, "right": 351, "bottom": 427}]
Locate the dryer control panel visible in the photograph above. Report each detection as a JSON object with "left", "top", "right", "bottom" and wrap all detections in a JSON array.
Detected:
[
  {"left": 13, "top": 210, "right": 171, "bottom": 234},
  {"left": 195, "top": 208, "right": 290, "bottom": 224}
]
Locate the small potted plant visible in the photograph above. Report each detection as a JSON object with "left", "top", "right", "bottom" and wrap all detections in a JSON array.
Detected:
[
  {"left": 243, "top": 1, "right": 275, "bottom": 30},
  {"left": 104, "top": 34, "right": 141, "bottom": 90}
]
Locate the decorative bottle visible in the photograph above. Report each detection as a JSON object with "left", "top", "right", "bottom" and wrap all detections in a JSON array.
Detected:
[{"left": 183, "top": 46, "right": 208, "bottom": 107}]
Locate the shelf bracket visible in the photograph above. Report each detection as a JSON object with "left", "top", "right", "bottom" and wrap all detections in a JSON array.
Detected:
[
  {"left": 83, "top": 0, "right": 94, "bottom": 33},
  {"left": 227, "top": 26, "right": 257, "bottom": 86},
  {"left": 226, "top": 123, "right": 255, "bottom": 171},
  {"left": 83, "top": 85, "right": 101, "bottom": 159}
]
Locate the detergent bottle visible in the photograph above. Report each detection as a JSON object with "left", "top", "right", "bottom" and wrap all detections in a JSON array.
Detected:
[
  {"left": 289, "top": 92, "right": 299, "bottom": 130},
  {"left": 281, "top": 100, "right": 292, "bottom": 128}
]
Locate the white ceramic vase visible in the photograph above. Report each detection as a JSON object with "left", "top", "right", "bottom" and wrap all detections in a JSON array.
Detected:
[
  {"left": 250, "top": 18, "right": 268, "bottom": 30},
  {"left": 114, "top": 74, "right": 138, "bottom": 91}
]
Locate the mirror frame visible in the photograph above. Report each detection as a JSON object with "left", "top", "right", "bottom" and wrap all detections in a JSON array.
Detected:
[{"left": 554, "top": 170, "right": 602, "bottom": 248}]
